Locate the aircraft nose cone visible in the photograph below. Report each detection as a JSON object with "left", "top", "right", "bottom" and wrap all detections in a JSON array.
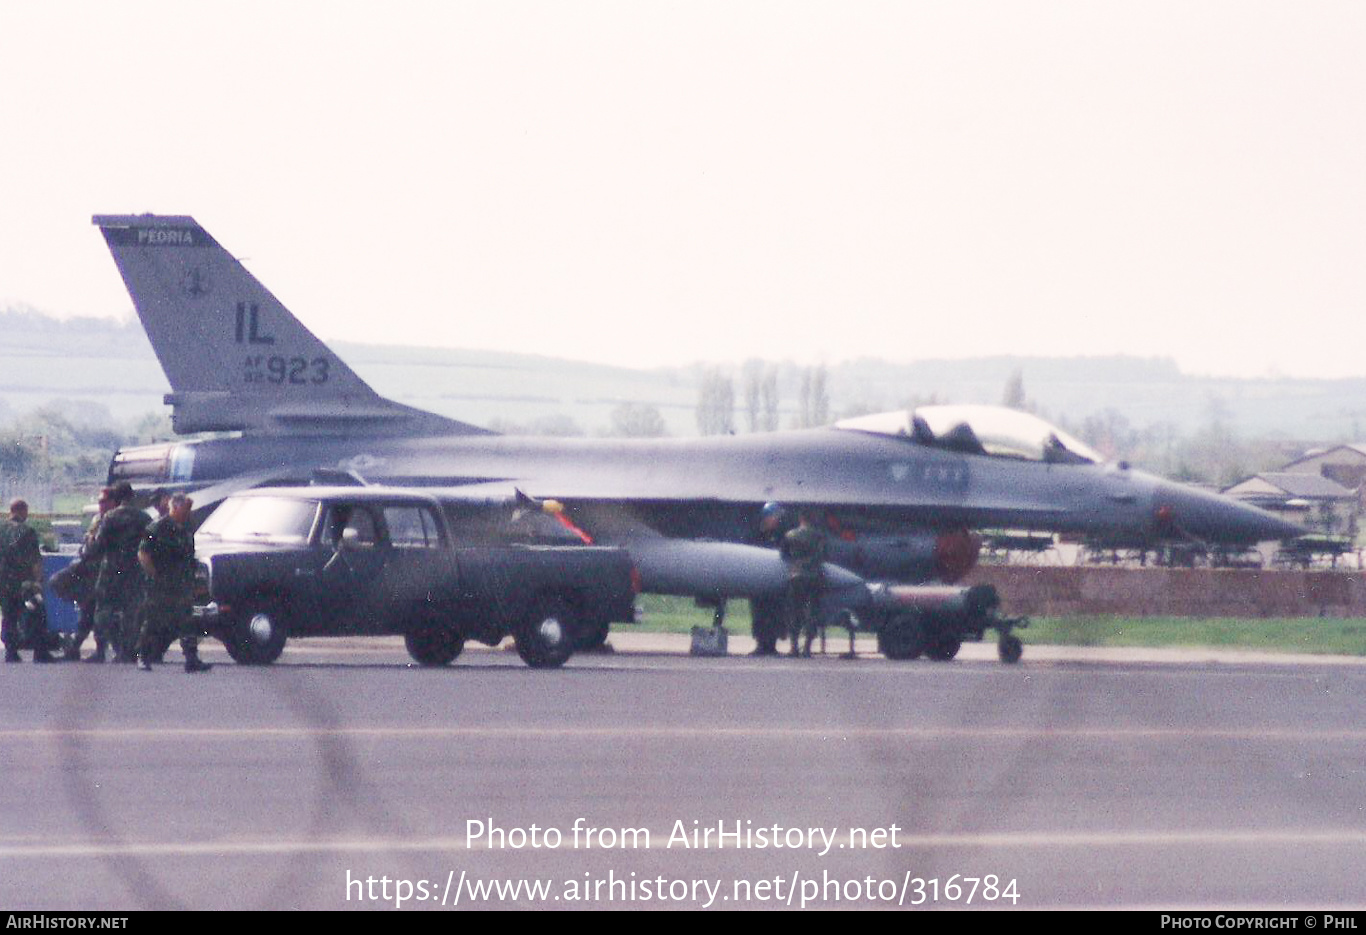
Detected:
[{"left": 1153, "top": 482, "right": 1307, "bottom": 544}]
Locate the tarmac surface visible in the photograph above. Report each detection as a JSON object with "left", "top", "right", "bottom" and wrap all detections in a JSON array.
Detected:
[{"left": 3, "top": 631, "right": 1365, "bottom": 910}]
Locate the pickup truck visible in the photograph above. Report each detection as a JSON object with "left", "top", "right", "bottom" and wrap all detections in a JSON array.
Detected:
[{"left": 192, "top": 486, "right": 637, "bottom": 668}]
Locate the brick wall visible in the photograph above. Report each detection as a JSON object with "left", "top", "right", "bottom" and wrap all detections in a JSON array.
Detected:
[{"left": 964, "top": 566, "right": 1366, "bottom": 618}]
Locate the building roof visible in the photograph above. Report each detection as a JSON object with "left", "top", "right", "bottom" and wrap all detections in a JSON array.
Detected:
[
  {"left": 1282, "top": 444, "right": 1366, "bottom": 471},
  {"left": 1225, "top": 472, "right": 1356, "bottom": 501}
]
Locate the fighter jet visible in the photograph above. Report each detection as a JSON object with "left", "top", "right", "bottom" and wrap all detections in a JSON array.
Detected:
[{"left": 92, "top": 214, "right": 1303, "bottom": 661}]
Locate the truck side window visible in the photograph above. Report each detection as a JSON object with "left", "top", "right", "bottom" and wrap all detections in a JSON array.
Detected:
[
  {"left": 385, "top": 505, "right": 441, "bottom": 549},
  {"left": 321, "top": 504, "right": 380, "bottom": 548}
]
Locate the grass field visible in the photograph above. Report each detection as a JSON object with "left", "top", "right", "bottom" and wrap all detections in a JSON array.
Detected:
[
  {"left": 1022, "top": 616, "right": 1366, "bottom": 656},
  {"left": 632, "top": 595, "right": 1366, "bottom": 656}
]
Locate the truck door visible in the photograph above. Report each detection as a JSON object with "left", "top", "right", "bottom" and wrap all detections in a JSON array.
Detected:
[
  {"left": 379, "top": 504, "right": 458, "bottom": 625},
  {"left": 317, "top": 502, "right": 391, "bottom": 633}
]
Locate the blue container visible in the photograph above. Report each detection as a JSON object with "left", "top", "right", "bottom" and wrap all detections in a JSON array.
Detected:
[{"left": 42, "top": 552, "right": 81, "bottom": 634}]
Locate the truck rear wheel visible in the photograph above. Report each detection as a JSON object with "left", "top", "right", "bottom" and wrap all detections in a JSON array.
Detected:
[
  {"left": 515, "top": 597, "right": 575, "bottom": 669},
  {"left": 405, "top": 613, "right": 464, "bottom": 667},
  {"left": 404, "top": 609, "right": 464, "bottom": 667},
  {"left": 225, "top": 596, "right": 289, "bottom": 665}
]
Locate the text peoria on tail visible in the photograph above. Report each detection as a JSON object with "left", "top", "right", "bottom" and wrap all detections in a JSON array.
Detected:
[{"left": 92, "top": 214, "right": 1304, "bottom": 662}]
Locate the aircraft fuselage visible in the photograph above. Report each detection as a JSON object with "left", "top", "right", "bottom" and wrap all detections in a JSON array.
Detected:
[{"left": 111, "top": 424, "right": 1276, "bottom": 550}]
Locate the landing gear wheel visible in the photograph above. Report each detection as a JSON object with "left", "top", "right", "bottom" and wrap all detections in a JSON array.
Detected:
[
  {"left": 515, "top": 597, "right": 575, "bottom": 669},
  {"left": 405, "top": 616, "right": 464, "bottom": 667},
  {"left": 225, "top": 597, "right": 289, "bottom": 665},
  {"left": 572, "top": 618, "right": 610, "bottom": 651},
  {"left": 877, "top": 612, "right": 927, "bottom": 661},
  {"left": 998, "top": 634, "right": 1023, "bottom": 664},
  {"left": 925, "top": 634, "right": 962, "bottom": 662}
]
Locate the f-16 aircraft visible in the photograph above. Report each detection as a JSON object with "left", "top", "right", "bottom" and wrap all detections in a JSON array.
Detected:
[{"left": 91, "top": 214, "right": 1304, "bottom": 661}]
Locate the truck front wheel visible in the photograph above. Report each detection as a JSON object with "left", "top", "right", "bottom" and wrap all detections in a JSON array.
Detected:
[
  {"left": 515, "top": 597, "right": 575, "bottom": 669},
  {"left": 225, "top": 596, "right": 289, "bottom": 665}
]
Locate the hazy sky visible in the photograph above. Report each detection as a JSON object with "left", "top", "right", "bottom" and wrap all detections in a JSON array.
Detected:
[{"left": 1, "top": 1, "right": 1362, "bottom": 377}]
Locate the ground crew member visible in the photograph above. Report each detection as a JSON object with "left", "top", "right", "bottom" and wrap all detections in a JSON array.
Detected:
[
  {"left": 133, "top": 488, "right": 171, "bottom": 662},
  {"left": 86, "top": 481, "right": 150, "bottom": 663},
  {"left": 780, "top": 509, "right": 827, "bottom": 658},
  {"left": 750, "top": 502, "right": 790, "bottom": 656},
  {"left": 146, "top": 488, "right": 170, "bottom": 520},
  {"left": 0, "top": 499, "right": 50, "bottom": 663},
  {"left": 136, "top": 493, "right": 210, "bottom": 673},
  {"left": 63, "top": 486, "right": 113, "bottom": 661}
]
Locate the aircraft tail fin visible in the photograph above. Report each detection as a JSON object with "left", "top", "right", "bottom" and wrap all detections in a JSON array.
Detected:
[{"left": 92, "top": 214, "right": 493, "bottom": 438}]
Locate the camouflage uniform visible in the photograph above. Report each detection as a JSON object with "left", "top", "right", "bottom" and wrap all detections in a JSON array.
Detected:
[
  {"left": 0, "top": 516, "right": 44, "bottom": 661},
  {"left": 749, "top": 505, "right": 792, "bottom": 656},
  {"left": 86, "top": 504, "right": 150, "bottom": 661},
  {"left": 136, "top": 514, "right": 206, "bottom": 671},
  {"left": 780, "top": 522, "right": 826, "bottom": 657},
  {"left": 63, "top": 511, "right": 104, "bottom": 660}
]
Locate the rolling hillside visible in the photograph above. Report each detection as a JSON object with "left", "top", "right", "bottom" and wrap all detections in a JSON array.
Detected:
[{"left": 1, "top": 307, "right": 1363, "bottom": 445}]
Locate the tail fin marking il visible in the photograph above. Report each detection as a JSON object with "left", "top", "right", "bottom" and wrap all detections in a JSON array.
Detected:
[{"left": 93, "top": 214, "right": 491, "bottom": 438}]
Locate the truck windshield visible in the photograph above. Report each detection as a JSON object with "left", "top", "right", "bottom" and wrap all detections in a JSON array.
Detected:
[{"left": 197, "top": 496, "right": 320, "bottom": 544}]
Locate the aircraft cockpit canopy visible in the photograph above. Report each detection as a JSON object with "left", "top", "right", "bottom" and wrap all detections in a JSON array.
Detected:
[{"left": 834, "top": 405, "right": 1103, "bottom": 465}]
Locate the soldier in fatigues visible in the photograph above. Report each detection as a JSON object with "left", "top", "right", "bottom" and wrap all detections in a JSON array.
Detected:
[
  {"left": 86, "top": 482, "right": 150, "bottom": 663},
  {"left": 780, "top": 510, "right": 827, "bottom": 658},
  {"left": 749, "top": 502, "right": 791, "bottom": 656},
  {"left": 136, "top": 493, "right": 210, "bottom": 673},
  {"left": 0, "top": 499, "right": 50, "bottom": 663},
  {"left": 63, "top": 487, "right": 113, "bottom": 661},
  {"left": 134, "top": 488, "right": 173, "bottom": 663}
]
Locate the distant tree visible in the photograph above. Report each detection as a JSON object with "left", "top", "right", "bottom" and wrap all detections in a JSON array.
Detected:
[
  {"left": 609, "top": 402, "right": 667, "bottom": 438},
  {"left": 1077, "top": 408, "right": 1133, "bottom": 463},
  {"left": 21, "top": 401, "right": 123, "bottom": 453},
  {"left": 486, "top": 414, "right": 585, "bottom": 437},
  {"left": 531, "top": 414, "right": 585, "bottom": 437},
  {"left": 759, "top": 368, "right": 780, "bottom": 432},
  {"left": 1129, "top": 395, "right": 1285, "bottom": 487},
  {"left": 794, "top": 365, "right": 829, "bottom": 428},
  {"left": 742, "top": 360, "right": 781, "bottom": 433},
  {"left": 1002, "top": 369, "right": 1028, "bottom": 410},
  {"left": 742, "top": 360, "right": 764, "bottom": 433},
  {"left": 0, "top": 403, "right": 205, "bottom": 491},
  {"left": 811, "top": 366, "right": 828, "bottom": 426},
  {"left": 129, "top": 412, "right": 174, "bottom": 445},
  {"left": 486, "top": 417, "right": 525, "bottom": 434},
  {"left": 696, "top": 369, "right": 735, "bottom": 436},
  {"left": 0, "top": 433, "right": 36, "bottom": 476},
  {"left": 1179, "top": 396, "right": 1243, "bottom": 486},
  {"left": 839, "top": 399, "right": 882, "bottom": 420},
  {"left": 900, "top": 392, "right": 942, "bottom": 411}
]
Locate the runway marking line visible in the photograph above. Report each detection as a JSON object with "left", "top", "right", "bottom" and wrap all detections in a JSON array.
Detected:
[
  {"left": 5, "top": 828, "right": 1366, "bottom": 861},
  {"left": 4, "top": 726, "right": 1366, "bottom": 741}
]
